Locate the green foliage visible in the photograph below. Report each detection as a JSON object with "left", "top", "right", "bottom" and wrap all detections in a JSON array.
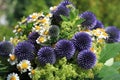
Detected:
[
  {"left": 98, "top": 62, "right": 120, "bottom": 80},
  {"left": 70, "top": 0, "right": 120, "bottom": 28},
  {"left": 99, "top": 43, "right": 120, "bottom": 63},
  {"left": 33, "top": 58, "right": 78, "bottom": 80},
  {"left": 0, "top": 26, "right": 14, "bottom": 41},
  {"left": 5, "top": 0, "right": 120, "bottom": 28},
  {"left": 60, "top": 8, "right": 84, "bottom": 39},
  {"left": 33, "top": 57, "right": 103, "bottom": 80}
]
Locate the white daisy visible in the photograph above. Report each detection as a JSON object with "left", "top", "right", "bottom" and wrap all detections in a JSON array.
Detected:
[
  {"left": 28, "top": 13, "right": 38, "bottom": 22},
  {"left": 7, "top": 73, "right": 19, "bottom": 80},
  {"left": 28, "top": 69, "right": 35, "bottom": 78},
  {"left": 32, "top": 25, "right": 41, "bottom": 32},
  {"left": 8, "top": 54, "right": 18, "bottom": 65},
  {"left": 17, "top": 60, "right": 31, "bottom": 73},
  {"left": 46, "top": 13, "right": 53, "bottom": 18},
  {"left": 36, "top": 36, "right": 47, "bottom": 44}
]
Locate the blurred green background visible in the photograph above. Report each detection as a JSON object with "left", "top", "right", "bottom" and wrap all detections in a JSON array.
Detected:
[{"left": 0, "top": 0, "right": 120, "bottom": 41}]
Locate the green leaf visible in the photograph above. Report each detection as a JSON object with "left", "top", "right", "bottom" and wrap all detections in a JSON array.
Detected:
[
  {"left": 98, "top": 62, "right": 120, "bottom": 80},
  {"left": 60, "top": 15, "right": 69, "bottom": 21},
  {"left": 111, "top": 62, "right": 120, "bottom": 69},
  {"left": 102, "top": 74, "right": 120, "bottom": 80},
  {"left": 75, "top": 18, "right": 84, "bottom": 26},
  {"left": 69, "top": 10, "right": 75, "bottom": 20},
  {"left": 99, "top": 43, "right": 120, "bottom": 63}
]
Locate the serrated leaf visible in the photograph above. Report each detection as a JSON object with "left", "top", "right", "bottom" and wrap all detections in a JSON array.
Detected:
[
  {"left": 75, "top": 18, "right": 84, "bottom": 25},
  {"left": 99, "top": 43, "right": 120, "bottom": 63},
  {"left": 69, "top": 11, "right": 75, "bottom": 20},
  {"left": 60, "top": 15, "right": 69, "bottom": 21}
]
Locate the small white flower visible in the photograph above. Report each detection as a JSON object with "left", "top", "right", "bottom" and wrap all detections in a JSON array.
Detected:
[
  {"left": 32, "top": 25, "right": 42, "bottom": 32},
  {"left": 28, "top": 13, "right": 39, "bottom": 22},
  {"left": 36, "top": 36, "right": 47, "bottom": 44},
  {"left": 17, "top": 60, "right": 31, "bottom": 73},
  {"left": 28, "top": 69, "right": 35, "bottom": 78},
  {"left": 50, "top": 6, "right": 57, "bottom": 11},
  {"left": 8, "top": 54, "right": 18, "bottom": 65},
  {"left": 7, "top": 73, "right": 19, "bottom": 80},
  {"left": 46, "top": 13, "right": 53, "bottom": 18}
]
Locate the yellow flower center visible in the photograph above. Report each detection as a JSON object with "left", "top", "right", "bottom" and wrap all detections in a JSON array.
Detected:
[
  {"left": 46, "top": 13, "right": 52, "bottom": 17},
  {"left": 17, "top": 28, "right": 22, "bottom": 32},
  {"left": 103, "top": 32, "right": 108, "bottom": 37},
  {"left": 40, "top": 19, "right": 46, "bottom": 23},
  {"left": 90, "top": 47, "right": 94, "bottom": 52},
  {"left": 38, "top": 37, "right": 45, "bottom": 43},
  {"left": 35, "top": 26, "right": 40, "bottom": 30},
  {"left": 31, "top": 70, "right": 35, "bottom": 75},
  {"left": 10, "top": 54, "right": 16, "bottom": 61},
  {"left": 10, "top": 76, "right": 16, "bottom": 80},
  {"left": 44, "top": 30, "right": 49, "bottom": 35},
  {"left": 98, "top": 39, "right": 104, "bottom": 43},
  {"left": 17, "top": 66, "right": 21, "bottom": 71},
  {"left": 21, "top": 62, "right": 28, "bottom": 69},
  {"left": 32, "top": 15, "right": 37, "bottom": 19}
]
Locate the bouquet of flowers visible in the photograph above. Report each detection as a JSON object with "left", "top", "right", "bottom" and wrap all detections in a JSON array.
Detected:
[{"left": 0, "top": 0, "right": 120, "bottom": 80}]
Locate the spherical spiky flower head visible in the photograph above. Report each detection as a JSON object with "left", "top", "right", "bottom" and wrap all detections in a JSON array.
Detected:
[
  {"left": 92, "top": 20, "right": 104, "bottom": 30},
  {"left": 105, "top": 26, "right": 120, "bottom": 43},
  {"left": 72, "top": 32, "right": 92, "bottom": 51},
  {"left": 49, "top": 25, "right": 60, "bottom": 37},
  {"left": 0, "top": 41, "right": 14, "bottom": 56},
  {"left": 28, "top": 32, "right": 40, "bottom": 44},
  {"left": 14, "top": 41, "right": 35, "bottom": 61},
  {"left": 37, "top": 47, "right": 56, "bottom": 66},
  {"left": 27, "top": 32, "right": 40, "bottom": 53},
  {"left": 52, "top": 0, "right": 71, "bottom": 25},
  {"left": 55, "top": 39, "right": 75, "bottom": 59},
  {"left": 80, "top": 11, "right": 97, "bottom": 29},
  {"left": 77, "top": 50, "right": 96, "bottom": 69}
]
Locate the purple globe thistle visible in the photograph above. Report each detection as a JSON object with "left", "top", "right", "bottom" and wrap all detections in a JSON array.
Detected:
[
  {"left": 72, "top": 32, "right": 92, "bottom": 51},
  {"left": 28, "top": 32, "right": 40, "bottom": 44},
  {"left": 77, "top": 50, "right": 96, "bottom": 69},
  {"left": 52, "top": 0, "right": 71, "bottom": 25},
  {"left": 37, "top": 47, "right": 56, "bottom": 66},
  {"left": 80, "top": 11, "right": 97, "bottom": 29},
  {"left": 14, "top": 41, "right": 35, "bottom": 61},
  {"left": 105, "top": 26, "right": 120, "bottom": 43},
  {"left": 0, "top": 41, "right": 14, "bottom": 56},
  {"left": 55, "top": 39, "right": 75, "bottom": 59},
  {"left": 92, "top": 20, "right": 104, "bottom": 30},
  {"left": 27, "top": 32, "right": 40, "bottom": 53}
]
